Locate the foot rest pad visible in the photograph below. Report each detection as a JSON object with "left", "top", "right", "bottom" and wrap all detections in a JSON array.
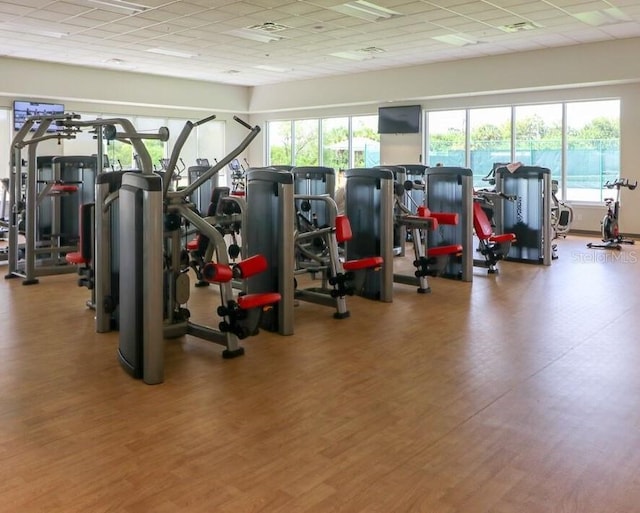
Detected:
[
  {"left": 489, "top": 233, "right": 516, "bottom": 244},
  {"left": 343, "top": 256, "right": 383, "bottom": 271},
  {"left": 237, "top": 292, "right": 281, "bottom": 310},
  {"left": 65, "top": 251, "right": 89, "bottom": 265},
  {"left": 428, "top": 245, "right": 463, "bottom": 257}
]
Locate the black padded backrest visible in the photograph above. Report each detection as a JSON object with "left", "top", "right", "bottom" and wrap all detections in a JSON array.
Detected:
[{"left": 208, "top": 187, "right": 230, "bottom": 216}]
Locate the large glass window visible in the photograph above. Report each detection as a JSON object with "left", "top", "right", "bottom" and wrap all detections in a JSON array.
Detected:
[
  {"left": 267, "top": 115, "right": 379, "bottom": 170},
  {"left": 135, "top": 117, "right": 167, "bottom": 171},
  {"left": 322, "top": 117, "right": 349, "bottom": 171},
  {"left": 426, "top": 100, "right": 620, "bottom": 202},
  {"left": 515, "top": 104, "right": 562, "bottom": 184},
  {"left": 195, "top": 119, "right": 225, "bottom": 185},
  {"left": 427, "top": 110, "right": 466, "bottom": 168},
  {"left": 469, "top": 107, "right": 511, "bottom": 187},
  {"left": 0, "top": 108, "right": 9, "bottom": 220},
  {"left": 0, "top": 108, "right": 10, "bottom": 180},
  {"left": 351, "top": 115, "right": 379, "bottom": 167},
  {"left": 268, "top": 121, "right": 292, "bottom": 166},
  {"left": 566, "top": 100, "right": 620, "bottom": 202},
  {"left": 294, "top": 119, "right": 319, "bottom": 166}
]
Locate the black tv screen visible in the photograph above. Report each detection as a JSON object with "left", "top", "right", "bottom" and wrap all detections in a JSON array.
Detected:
[
  {"left": 13, "top": 100, "right": 65, "bottom": 132},
  {"left": 378, "top": 105, "right": 421, "bottom": 134}
]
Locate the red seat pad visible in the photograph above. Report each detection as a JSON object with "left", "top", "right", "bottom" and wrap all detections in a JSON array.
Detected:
[
  {"left": 472, "top": 202, "right": 493, "bottom": 240},
  {"left": 430, "top": 212, "right": 458, "bottom": 225},
  {"left": 489, "top": 233, "right": 516, "bottom": 244},
  {"left": 343, "top": 256, "right": 383, "bottom": 271},
  {"left": 428, "top": 244, "right": 463, "bottom": 257},
  {"left": 335, "top": 215, "right": 353, "bottom": 243},
  {"left": 237, "top": 292, "right": 281, "bottom": 310},
  {"left": 51, "top": 184, "right": 78, "bottom": 194},
  {"left": 65, "top": 251, "right": 88, "bottom": 265},
  {"left": 186, "top": 237, "right": 200, "bottom": 251}
]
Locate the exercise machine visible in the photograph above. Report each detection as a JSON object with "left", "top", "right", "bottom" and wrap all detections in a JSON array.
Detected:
[
  {"left": 472, "top": 190, "right": 517, "bottom": 273},
  {"left": 550, "top": 179, "right": 573, "bottom": 239},
  {"left": 293, "top": 166, "right": 336, "bottom": 229},
  {"left": 494, "top": 165, "right": 553, "bottom": 265},
  {"left": 5, "top": 112, "right": 85, "bottom": 284},
  {"left": 423, "top": 166, "right": 474, "bottom": 282},
  {"left": 245, "top": 168, "right": 371, "bottom": 335},
  {"left": 586, "top": 178, "right": 637, "bottom": 250},
  {"left": 394, "top": 188, "right": 462, "bottom": 292}
]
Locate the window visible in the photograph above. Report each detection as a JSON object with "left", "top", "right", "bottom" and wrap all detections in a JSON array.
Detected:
[
  {"left": 294, "top": 119, "right": 319, "bottom": 166},
  {"left": 566, "top": 100, "right": 620, "bottom": 202},
  {"left": 266, "top": 115, "right": 380, "bottom": 170},
  {"left": 0, "top": 108, "right": 9, "bottom": 220},
  {"left": 322, "top": 117, "right": 349, "bottom": 171},
  {"left": 268, "top": 121, "right": 292, "bottom": 166},
  {"left": 426, "top": 100, "right": 620, "bottom": 201},
  {"left": 135, "top": 117, "right": 167, "bottom": 170},
  {"left": 515, "top": 104, "right": 562, "bottom": 184},
  {"left": 195, "top": 119, "right": 225, "bottom": 185},
  {"left": 351, "top": 115, "right": 379, "bottom": 167},
  {"left": 427, "top": 110, "right": 466, "bottom": 168},
  {"left": 0, "top": 108, "right": 10, "bottom": 180},
  {"left": 469, "top": 107, "right": 511, "bottom": 187}
]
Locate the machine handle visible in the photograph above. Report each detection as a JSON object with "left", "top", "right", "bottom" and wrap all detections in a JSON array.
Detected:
[{"left": 233, "top": 116, "right": 253, "bottom": 130}]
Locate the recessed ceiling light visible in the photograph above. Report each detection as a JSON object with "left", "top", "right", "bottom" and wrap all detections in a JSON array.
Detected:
[
  {"left": 330, "top": 0, "right": 401, "bottom": 22},
  {"left": 147, "top": 48, "right": 197, "bottom": 58},
  {"left": 330, "top": 51, "right": 374, "bottom": 61},
  {"left": 432, "top": 34, "right": 479, "bottom": 46},
  {"left": 87, "top": 0, "right": 149, "bottom": 14},
  {"left": 573, "top": 8, "right": 631, "bottom": 27},
  {"left": 255, "top": 64, "right": 289, "bottom": 72},
  {"left": 226, "top": 28, "right": 285, "bottom": 43},
  {"left": 0, "top": 22, "right": 69, "bottom": 38}
]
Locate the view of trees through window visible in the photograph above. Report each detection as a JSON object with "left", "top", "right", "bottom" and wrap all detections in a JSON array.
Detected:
[
  {"left": 268, "top": 115, "right": 380, "bottom": 171},
  {"left": 428, "top": 100, "right": 620, "bottom": 202}
]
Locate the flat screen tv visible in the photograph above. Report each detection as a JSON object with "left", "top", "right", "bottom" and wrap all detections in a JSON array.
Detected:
[
  {"left": 13, "top": 100, "right": 65, "bottom": 132},
  {"left": 378, "top": 105, "right": 421, "bottom": 134}
]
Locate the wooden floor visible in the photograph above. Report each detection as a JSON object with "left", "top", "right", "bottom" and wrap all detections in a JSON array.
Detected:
[{"left": 2, "top": 234, "right": 640, "bottom": 512}]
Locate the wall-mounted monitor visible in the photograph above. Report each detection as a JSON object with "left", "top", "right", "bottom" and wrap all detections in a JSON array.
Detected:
[
  {"left": 13, "top": 100, "right": 65, "bottom": 132},
  {"left": 378, "top": 105, "right": 421, "bottom": 134}
]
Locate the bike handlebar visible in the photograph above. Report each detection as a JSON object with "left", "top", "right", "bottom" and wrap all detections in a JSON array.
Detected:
[{"left": 604, "top": 178, "right": 638, "bottom": 190}]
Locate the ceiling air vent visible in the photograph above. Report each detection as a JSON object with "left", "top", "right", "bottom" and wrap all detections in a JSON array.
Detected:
[
  {"left": 359, "top": 46, "right": 386, "bottom": 54},
  {"left": 246, "top": 22, "right": 290, "bottom": 33},
  {"left": 499, "top": 21, "right": 541, "bottom": 33}
]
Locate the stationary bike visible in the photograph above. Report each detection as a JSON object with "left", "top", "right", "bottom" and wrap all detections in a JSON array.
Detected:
[
  {"left": 550, "top": 179, "right": 573, "bottom": 239},
  {"left": 586, "top": 178, "right": 637, "bottom": 250}
]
